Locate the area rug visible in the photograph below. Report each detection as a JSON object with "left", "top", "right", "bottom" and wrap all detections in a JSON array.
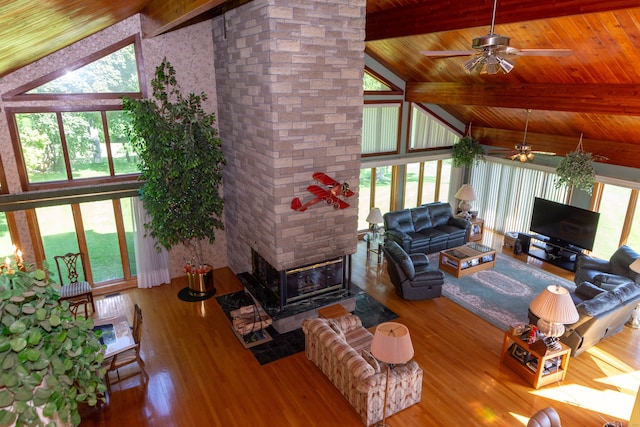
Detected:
[
  {"left": 215, "top": 291, "right": 398, "bottom": 365},
  {"left": 430, "top": 252, "right": 576, "bottom": 330}
]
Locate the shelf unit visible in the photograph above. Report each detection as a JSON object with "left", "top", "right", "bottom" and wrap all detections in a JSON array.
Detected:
[{"left": 500, "top": 330, "right": 571, "bottom": 389}]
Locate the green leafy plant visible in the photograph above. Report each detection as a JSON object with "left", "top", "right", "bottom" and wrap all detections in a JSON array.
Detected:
[
  {"left": 452, "top": 135, "right": 485, "bottom": 168},
  {"left": 123, "top": 59, "right": 225, "bottom": 271},
  {"left": 0, "top": 257, "right": 106, "bottom": 427},
  {"left": 555, "top": 137, "right": 607, "bottom": 194}
]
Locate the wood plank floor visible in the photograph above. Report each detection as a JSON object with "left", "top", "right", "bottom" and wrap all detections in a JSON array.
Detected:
[{"left": 79, "top": 232, "right": 640, "bottom": 426}]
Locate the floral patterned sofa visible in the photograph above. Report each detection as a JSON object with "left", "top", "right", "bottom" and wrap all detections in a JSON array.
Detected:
[{"left": 301, "top": 315, "right": 422, "bottom": 426}]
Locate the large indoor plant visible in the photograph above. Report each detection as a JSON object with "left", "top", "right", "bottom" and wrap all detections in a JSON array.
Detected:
[
  {"left": 0, "top": 255, "right": 106, "bottom": 426},
  {"left": 123, "top": 59, "right": 225, "bottom": 293}
]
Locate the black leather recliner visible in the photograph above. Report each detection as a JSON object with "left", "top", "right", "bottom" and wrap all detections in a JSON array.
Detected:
[
  {"left": 382, "top": 240, "right": 445, "bottom": 300},
  {"left": 574, "top": 245, "right": 640, "bottom": 289}
]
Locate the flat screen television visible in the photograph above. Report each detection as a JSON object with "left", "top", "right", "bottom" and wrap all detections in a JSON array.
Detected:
[{"left": 530, "top": 197, "right": 600, "bottom": 251}]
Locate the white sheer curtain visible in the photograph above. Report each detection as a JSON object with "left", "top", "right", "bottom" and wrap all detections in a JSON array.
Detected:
[
  {"left": 132, "top": 197, "right": 171, "bottom": 288},
  {"left": 470, "top": 160, "right": 568, "bottom": 234}
]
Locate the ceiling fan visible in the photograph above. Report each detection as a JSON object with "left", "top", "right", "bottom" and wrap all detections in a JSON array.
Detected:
[
  {"left": 487, "top": 109, "right": 556, "bottom": 162},
  {"left": 420, "top": 0, "right": 573, "bottom": 74}
]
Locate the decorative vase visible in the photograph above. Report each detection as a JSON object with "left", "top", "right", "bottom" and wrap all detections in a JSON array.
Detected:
[{"left": 186, "top": 266, "right": 215, "bottom": 295}]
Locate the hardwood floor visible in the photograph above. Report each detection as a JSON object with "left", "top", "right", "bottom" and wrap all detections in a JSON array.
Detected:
[{"left": 79, "top": 232, "right": 640, "bottom": 426}]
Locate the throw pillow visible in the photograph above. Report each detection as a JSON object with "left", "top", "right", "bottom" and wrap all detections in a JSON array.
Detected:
[
  {"left": 575, "top": 281, "right": 606, "bottom": 300},
  {"left": 360, "top": 349, "right": 381, "bottom": 373}
]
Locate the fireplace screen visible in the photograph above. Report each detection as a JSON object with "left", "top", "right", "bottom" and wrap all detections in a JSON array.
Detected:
[{"left": 252, "top": 249, "right": 344, "bottom": 307}]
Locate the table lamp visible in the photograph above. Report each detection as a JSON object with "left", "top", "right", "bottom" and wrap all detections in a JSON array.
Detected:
[
  {"left": 529, "top": 285, "right": 579, "bottom": 350},
  {"left": 366, "top": 207, "right": 384, "bottom": 236},
  {"left": 454, "top": 184, "right": 477, "bottom": 218},
  {"left": 370, "top": 322, "right": 414, "bottom": 427}
]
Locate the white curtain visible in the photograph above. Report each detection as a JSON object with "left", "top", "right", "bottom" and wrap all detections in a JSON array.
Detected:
[{"left": 132, "top": 197, "right": 171, "bottom": 288}]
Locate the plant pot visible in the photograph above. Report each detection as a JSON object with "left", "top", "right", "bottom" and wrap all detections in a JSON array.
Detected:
[{"left": 186, "top": 267, "right": 214, "bottom": 295}]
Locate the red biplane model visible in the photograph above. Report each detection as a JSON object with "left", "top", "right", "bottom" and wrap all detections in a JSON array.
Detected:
[{"left": 291, "top": 172, "right": 355, "bottom": 212}]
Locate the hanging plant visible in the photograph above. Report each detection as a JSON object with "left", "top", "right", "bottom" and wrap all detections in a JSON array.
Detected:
[
  {"left": 452, "top": 124, "right": 485, "bottom": 168},
  {"left": 555, "top": 134, "right": 607, "bottom": 194}
]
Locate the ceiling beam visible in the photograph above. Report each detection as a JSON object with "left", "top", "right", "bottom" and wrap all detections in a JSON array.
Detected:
[
  {"left": 406, "top": 82, "right": 640, "bottom": 116},
  {"left": 140, "top": 0, "right": 227, "bottom": 38},
  {"left": 366, "top": 0, "right": 640, "bottom": 41},
  {"left": 475, "top": 126, "right": 640, "bottom": 170}
]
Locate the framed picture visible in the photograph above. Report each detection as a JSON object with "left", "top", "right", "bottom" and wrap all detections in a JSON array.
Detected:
[
  {"left": 510, "top": 344, "right": 530, "bottom": 364},
  {"left": 233, "top": 327, "right": 273, "bottom": 349}
]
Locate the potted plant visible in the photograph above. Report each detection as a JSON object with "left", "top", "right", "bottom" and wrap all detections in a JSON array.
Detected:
[
  {"left": 123, "top": 59, "right": 225, "bottom": 295},
  {"left": 0, "top": 255, "right": 106, "bottom": 426},
  {"left": 555, "top": 135, "right": 607, "bottom": 195},
  {"left": 452, "top": 134, "right": 485, "bottom": 168}
]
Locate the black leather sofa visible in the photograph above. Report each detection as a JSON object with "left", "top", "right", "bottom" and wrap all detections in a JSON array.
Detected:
[
  {"left": 383, "top": 202, "right": 470, "bottom": 255},
  {"left": 528, "top": 245, "right": 640, "bottom": 356},
  {"left": 382, "top": 241, "right": 444, "bottom": 300}
]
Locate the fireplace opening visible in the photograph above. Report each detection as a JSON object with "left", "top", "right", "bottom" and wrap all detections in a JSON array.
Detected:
[{"left": 251, "top": 249, "right": 346, "bottom": 308}]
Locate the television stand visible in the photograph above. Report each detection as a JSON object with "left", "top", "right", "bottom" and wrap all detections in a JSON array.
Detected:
[{"left": 517, "top": 233, "right": 584, "bottom": 272}]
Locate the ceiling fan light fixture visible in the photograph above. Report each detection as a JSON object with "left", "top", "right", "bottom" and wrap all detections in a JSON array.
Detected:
[
  {"left": 498, "top": 57, "right": 515, "bottom": 73},
  {"left": 518, "top": 153, "right": 527, "bottom": 162},
  {"left": 463, "top": 56, "right": 485, "bottom": 73}
]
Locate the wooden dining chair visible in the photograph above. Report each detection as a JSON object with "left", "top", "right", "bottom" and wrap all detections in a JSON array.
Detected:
[
  {"left": 54, "top": 251, "right": 95, "bottom": 318},
  {"left": 104, "top": 304, "right": 148, "bottom": 391}
]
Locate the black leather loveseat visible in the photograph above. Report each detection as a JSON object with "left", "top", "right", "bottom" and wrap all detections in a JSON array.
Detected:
[
  {"left": 383, "top": 202, "right": 470, "bottom": 255},
  {"left": 528, "top": 245, "right": 640, "bottom": 356}
]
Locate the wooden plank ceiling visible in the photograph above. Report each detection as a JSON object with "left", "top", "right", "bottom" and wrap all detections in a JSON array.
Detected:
[
  {"left": 366, "top": 0, "right": 640, "bottom": 169},
  {"left": 3, "top": 1, "right": 640, "bottom": 170}
]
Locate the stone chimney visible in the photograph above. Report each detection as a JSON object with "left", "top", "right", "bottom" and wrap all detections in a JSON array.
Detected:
[{"left": 213, "top": 0, "right": 365, "bottom": 273}]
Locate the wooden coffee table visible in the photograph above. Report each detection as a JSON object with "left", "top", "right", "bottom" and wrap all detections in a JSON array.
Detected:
[{"left": 439, "top": 242, "right": 497, "bottom": 278}]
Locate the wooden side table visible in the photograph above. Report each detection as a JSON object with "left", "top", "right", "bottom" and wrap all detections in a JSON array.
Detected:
[
  {"left": 468, "top": 218, "right": 484, "bottom": 242},
  {"left": 500, "top": 329, "right": 571, "bottom": 389},
  {"left": 318, "top": 304, "right": 350, "bottom": 319}
]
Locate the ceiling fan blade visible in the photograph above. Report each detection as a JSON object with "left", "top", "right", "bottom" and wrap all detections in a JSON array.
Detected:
[
  {"left": 420, "top": 50, "right": 477, "bottom": 57},
  {"left": 532, "top": 151, "right": 557, "bottom": 156},
  {"left": 514, "top": 48, "right": 573, "bottom": 57}
]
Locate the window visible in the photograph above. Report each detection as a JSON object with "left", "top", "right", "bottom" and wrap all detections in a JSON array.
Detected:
[
  {"left": 404, "top": 160, "right": 451, "bottom": 207},
  {"left": 470, "top": 160, "right": 568, "bottom": 234},
  {"left": 362, "top": 103, "right": 400, "bottom": 154},
  {"left": 358, "top": 166, "right": 394, "bottom": 230},
  {"left": 3, "top": 37, "right": 143, "bottom": 289},
  {"left": 13, "top": 109, "right": 138, "bottom": 185},
  {"left": 409, "top": 105, "right": 460, "bottom": 150}
]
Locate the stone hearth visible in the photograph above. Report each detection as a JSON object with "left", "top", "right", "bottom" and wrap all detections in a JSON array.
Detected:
[{"left": 238, "top": 272, "right": 357, "bottom": 334}]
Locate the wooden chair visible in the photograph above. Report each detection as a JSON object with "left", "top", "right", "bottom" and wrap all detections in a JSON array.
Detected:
[
  {"left": 104, "top": 304, "right": 148, "bottom": 391},
  {"left": 54, "top": 251, "right": 95, "bottom": 318}
]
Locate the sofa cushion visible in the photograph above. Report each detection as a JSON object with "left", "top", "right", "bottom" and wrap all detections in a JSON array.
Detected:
[
  {"left": 575, "top": 281, "right": 606, "bottom": 300},
  {"left": 384, "top": 210, "right": 415, "bottom": 234},
  {"left": 576, "top": 291, "right": 620, "bottom": 317},
  {"left": 593, "top": 273, "right": 634, "bottom": 290},
  {"left": 411, "top": 206, "right": 433, "bottom": 232},
  {"left": 609, "top": 245, "right": 640, "bottom": 277},
  {"left": 611, "top": 280, "right": 640, "bottom": 302},
  {"left": 345, "top": 327, "right": 373, "bottom": 353},
  {"left": 327, "top": 319, "right": 346, "bottom": 341},
  {"left": 426, "top": 202, "right": 453, "bottom": 227},
  {"left": 360, "top": 349, "right": 380, "bottom": 374}
]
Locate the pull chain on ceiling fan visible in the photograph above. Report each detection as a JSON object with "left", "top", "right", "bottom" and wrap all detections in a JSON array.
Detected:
[{"left": 420, "top": 0, "right": 573, "bottom": 74}]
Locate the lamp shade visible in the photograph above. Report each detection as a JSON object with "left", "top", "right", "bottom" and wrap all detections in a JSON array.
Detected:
[
  {"left": 370, "top": 322, "right": 414, "bottom": 364},
  {"left": 630, "top": 258, "right": 640, "bottom": 274},
  {"left": 365, "top": 207, "right": 384, "bottom": 225},
  {"left": 529, "top": 285, "right": 579, "bottom": 325},
  {"left": 454, "top": 184, "right": 477, "bottom": 201}
]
